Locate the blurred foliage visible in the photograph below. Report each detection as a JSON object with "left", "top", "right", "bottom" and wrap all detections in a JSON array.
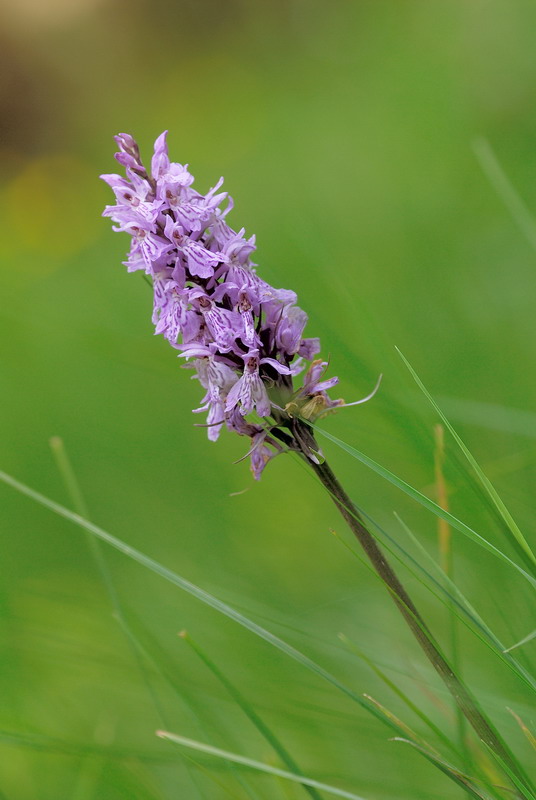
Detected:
[{"left": 1, "top": 1, "right": 535, "bottom": 798}]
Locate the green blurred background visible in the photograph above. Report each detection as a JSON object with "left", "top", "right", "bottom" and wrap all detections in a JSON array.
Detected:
[{"left": 1, "top": 1, "right": 536, "bottom": 798}]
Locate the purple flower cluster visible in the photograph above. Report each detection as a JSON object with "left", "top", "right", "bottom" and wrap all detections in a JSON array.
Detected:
[{"left": 102, "top": 132, "right": 375, "bottom": 478}]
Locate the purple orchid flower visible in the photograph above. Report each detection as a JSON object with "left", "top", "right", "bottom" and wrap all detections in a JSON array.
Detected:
[{"left": 102, "top": 131, "right": 378, "bottom": 478}]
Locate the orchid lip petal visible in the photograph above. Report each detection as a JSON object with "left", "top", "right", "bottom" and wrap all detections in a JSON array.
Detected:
[{"left": 260, "top": 357, "right": 292, "bottom": 375}]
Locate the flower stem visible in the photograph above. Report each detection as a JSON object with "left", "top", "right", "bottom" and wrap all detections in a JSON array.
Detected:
[{"left": 296, "top": 423, "right": 532, "bottom": 794}]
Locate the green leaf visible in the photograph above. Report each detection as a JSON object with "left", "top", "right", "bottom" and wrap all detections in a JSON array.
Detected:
[{"left": 473, "top": 137, "right": 536, "bottom": 255}]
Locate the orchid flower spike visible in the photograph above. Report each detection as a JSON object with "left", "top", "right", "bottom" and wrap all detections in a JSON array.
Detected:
[{"left": 102, "top": 132, "right": 379, "bottom": 478}]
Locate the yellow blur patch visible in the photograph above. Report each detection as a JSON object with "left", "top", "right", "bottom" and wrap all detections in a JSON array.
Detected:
[
  {"left": 1, "top": 0, "right": 104, "bottom": 31},
  {"left": 2, "top": 155, "right": 102, "bottom": 275}
]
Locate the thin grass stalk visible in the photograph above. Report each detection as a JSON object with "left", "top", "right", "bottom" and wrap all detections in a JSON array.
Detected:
[
  {"left": 339, "top": 633, "right": 461, "bottom": 759},
  {"left": 49, "top": 438, "right": 170, "bottom": 723},
  {"left": 397, "top": 348, "right": 536, "bottom": 575},
  {"left": 293, "top": 420, "right": 532, "bottom": 796},
  {"left": 391, "top": 739, "right": 499, "bottom": 800},
  {"left": 179, "top": 631, "right": 324, "bottom": 800},
  {"left": 156, "top": 733, "right": 371, "bottom": 800},
  {"left": 48, "top": 438, "right": 214, "bottom": 799},
  {"left": 392, "top": 512, "right": 536, "bottom": 693},
  {"left": 434, "top": 424, "right": 470, "bottom": 774},
  {"left": 507, "top": 710, "right": 536, "bottom": 752}
]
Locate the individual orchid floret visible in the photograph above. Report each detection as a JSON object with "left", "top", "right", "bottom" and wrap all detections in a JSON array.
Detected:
[
  {"left": 210, "top": 223, "right": 256, "bottom": 265},
  {"left": 102, "top": 131, "right": 378, "bottom": 478},
  {"left": 298, "top": 337, "right": 320, "bottom": 360},
  {"left": 275, "top": 305, "right": 308, "bottom": 356},
  {"left": 301, "top": 360, "right": 340, "bottom": 396},
  {"left": 226, "top": 410, "right": 285, "bottom": 480},
  {"left": 154, "top": 282, "right": 200, "bottom": 345},
  {"left": 248, "top": 431, "right": 285, "bottom": 480},
  {"left": 235, "top": 287, "right": 258, "bottom": 346},
  {"left": 188, "top": 289, "right": 243, "bottom": 351},
  {"left": 225, "top": 350, "right": 271, "bottom": 417},
  {"left": 193, "top": 353, "right": 238, "bottom": 442}
]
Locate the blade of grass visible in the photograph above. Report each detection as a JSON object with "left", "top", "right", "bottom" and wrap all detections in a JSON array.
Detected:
[
  {"left": 434, "top": 425, "right": 451, "bottom": 576},
  {"left": 123, "top": 616, "right": 303, "bottom": 800},
  {"left": 294, "top": 434, "right": 533, "bottom": 794},
  {"left": 49, "top": 437, "right": 170, "bottom": 726},
  {"left": 503, "top": 630, "right": 536, "bottom": 654},
  {"left": 434, "top": 425, "right": 470, "bottom": 774},
  {"left": 179, "top": 631, "right": 323, "bottom": 800},
  {"left": 359, "top": 702, "right": 502, "bottom": 800},
  {"left": 360, "top": 501, "right": 536, "bottom": 699},
  {"left": 312, "top": 427, "right": 536, "bottom": 590},
  {"left": 156, "top": 732, "right": 370, "bottom": 800},
  {"left": 392, "top": 510, "right": 536, "bottom": 795},
  {"left": 396, "top": 349, "right": 536, "bottom": 574},
  {"left": 473, "top": 137, "right": 536, "bottom": 254},
  {"left": 324, "top": 483, "right": 536, "bottom": 725},
  {"left": 393, "top": 512, "right": 536, "bottom": 692},
  {"left": 362, "top": 694, "right": 440, "bottom": 756},
  {"left": 391, "top": 739, "right": 500, "bottom": 800},
  {"left": 365, "top": 699, "right": 505, "bottom": 800},
  {"left": 109, "top": 615, "right": 253, "bottom": 799},
  {"left": 507, "top": 709, "right": 536, "bottom": 751},
  {"left": 0, "top": 729, "right": 176, "bottom": 763},
  {"left": 482, "top": 744, "right": 536, "bottom": 800},
  {"left": 46, "top": 443, "right": 258, "bottom": 800},
  {"left": 339, "top": 633, "right": 458, "bottom": 758},
  {"left": 49, "top": 438, "right": 189, "bottom": 800}
]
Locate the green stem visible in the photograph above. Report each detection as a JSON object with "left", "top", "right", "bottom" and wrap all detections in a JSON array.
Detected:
[{"left": 296, "top": 425, "right": 532, "bottom": 796}]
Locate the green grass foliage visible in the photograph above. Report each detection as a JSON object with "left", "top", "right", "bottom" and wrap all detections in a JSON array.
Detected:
[{"left": 1, "top": 2, "right": 535, "bottom": 798}]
